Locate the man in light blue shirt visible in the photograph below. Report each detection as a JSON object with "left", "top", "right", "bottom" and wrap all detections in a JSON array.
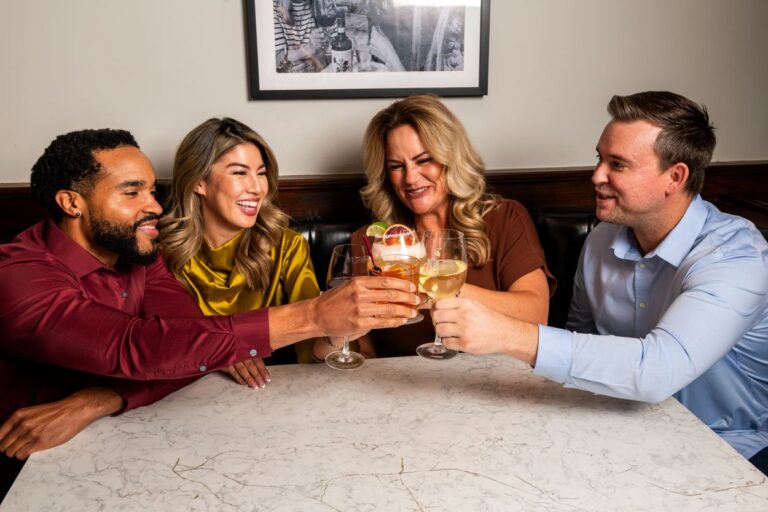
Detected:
[{"left": 432, "top": 91, "right": 768, "bottom": 475}]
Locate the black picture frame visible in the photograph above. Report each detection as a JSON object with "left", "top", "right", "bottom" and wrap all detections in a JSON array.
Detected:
[{"left": 244, "top": 0, "right": 490, "bottom": 100}]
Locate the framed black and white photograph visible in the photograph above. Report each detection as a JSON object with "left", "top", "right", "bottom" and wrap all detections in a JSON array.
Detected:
[{"left": 245, "top": 0, "right": 490, "bottom": 100}]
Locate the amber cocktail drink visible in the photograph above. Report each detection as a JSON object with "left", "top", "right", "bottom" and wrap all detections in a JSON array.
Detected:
[{"left": 369, "top": 254, "right": 423, "bottom": 324}]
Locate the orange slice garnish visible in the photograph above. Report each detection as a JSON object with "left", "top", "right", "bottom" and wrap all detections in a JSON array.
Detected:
[{"left": 383, "top": 224, "right": 416, "bottom": 246}]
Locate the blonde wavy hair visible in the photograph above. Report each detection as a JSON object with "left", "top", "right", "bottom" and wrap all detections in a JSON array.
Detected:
[
  {"left": 360, "top": 95, "right": 499, "bottom": 267},
  {"left": 160, "top": 117, "right": 289, "bottom": 291}
]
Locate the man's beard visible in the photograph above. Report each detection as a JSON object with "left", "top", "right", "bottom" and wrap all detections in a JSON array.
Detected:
[{"left": 91, "top": 214, "right": 159, "bottom": 266}]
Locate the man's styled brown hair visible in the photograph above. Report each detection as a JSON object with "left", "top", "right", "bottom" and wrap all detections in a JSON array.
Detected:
[{"left": 608, "top": 91, "right": 716, "bottom": 195}]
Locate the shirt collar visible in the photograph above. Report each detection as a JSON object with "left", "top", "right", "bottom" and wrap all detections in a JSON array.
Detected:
[
  {"left": 611, "top": 195, "right": 708, "bottom": 266},
  {"left": 44, "top": 219, "right": 112, "bottom": 277}
]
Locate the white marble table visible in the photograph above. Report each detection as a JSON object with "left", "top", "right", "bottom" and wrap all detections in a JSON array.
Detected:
[{"left": 3, "top": 355, "right": 767, "bottom": 511}]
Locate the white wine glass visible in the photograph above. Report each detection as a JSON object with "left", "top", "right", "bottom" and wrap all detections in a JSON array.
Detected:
[
  {"left": 417, "top": 229, "right": 468, "bottom": 360},
  {"left": 325, "top": 243, "right": 367, "bottom": 370}
]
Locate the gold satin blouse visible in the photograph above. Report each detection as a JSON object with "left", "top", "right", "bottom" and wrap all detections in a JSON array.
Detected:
[{"left": 181, "top": 229, "right": 320, "bottom": 363}]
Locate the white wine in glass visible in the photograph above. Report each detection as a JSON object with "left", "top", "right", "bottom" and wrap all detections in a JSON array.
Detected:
[
  {"left": 325, "top": 244, "right": 367, "bottom": 370},
  {"left": 419, "top": 260, "right": 468, "bottom": 300},
  {"left": 417, "top": 229, "right": 468, "bottom": 360}
]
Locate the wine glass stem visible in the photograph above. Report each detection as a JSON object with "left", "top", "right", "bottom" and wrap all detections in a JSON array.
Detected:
[
  {"left": 341, "top": 336, "right": 351, "bottom": 357},
  {"left": 433, "top": 334, "right": 443, "bottom": 347}
]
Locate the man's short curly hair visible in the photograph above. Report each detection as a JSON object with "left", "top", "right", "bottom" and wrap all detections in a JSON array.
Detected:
[{"left": 30, "top": 129, "right": 139, "bottom": 221}]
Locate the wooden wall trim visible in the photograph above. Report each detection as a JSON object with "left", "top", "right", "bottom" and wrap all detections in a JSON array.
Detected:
[
  {"left": 1, "top": 161, "right": 766, "bottom": 242},
  {"left": 273, "top": 161, "right": 768, "bottom": 223}
]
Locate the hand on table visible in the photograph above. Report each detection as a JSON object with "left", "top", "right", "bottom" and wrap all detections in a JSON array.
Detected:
[
  {"left": 0, "top": 387, "right": 123, "bottom": 460},
  {"left": 223, "top": 358, "right": 271, "bottom": 389}
]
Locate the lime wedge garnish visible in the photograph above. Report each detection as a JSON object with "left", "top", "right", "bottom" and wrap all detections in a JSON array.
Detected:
[{"left": 366, "top": 221, "right": 388, "bottom": 237}]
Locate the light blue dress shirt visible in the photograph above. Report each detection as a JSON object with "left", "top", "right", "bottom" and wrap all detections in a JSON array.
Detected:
[{"left": 535, "top": 195, "right": 768, "bottom": 459}]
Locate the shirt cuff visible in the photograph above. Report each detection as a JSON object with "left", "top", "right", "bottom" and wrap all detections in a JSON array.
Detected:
[
  {"left": 533, "top": 325, "right": 574, "bottom": 383},
  {"left": 111, "top": 377, "right": 199, "bottom": 413},
  {"left": 232, "top": 308, "right": 272, "bottom": 360}
]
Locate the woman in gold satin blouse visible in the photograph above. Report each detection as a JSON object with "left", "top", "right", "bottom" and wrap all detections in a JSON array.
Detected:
[{"left": 160, "top": 117, "right": 320, "bottom": 388}]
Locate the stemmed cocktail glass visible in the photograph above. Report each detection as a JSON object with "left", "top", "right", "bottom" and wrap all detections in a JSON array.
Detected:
[{"left": 325, "top": 244, "right": 367, "bottom": 370}]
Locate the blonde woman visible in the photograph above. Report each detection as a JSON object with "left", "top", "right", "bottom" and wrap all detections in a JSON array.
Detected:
[
  {"left": 160, "top": 118, "right": 324, "bottom": 386},
  {"left": 353, "top": 95, "right": 556, "bottom": 357}
]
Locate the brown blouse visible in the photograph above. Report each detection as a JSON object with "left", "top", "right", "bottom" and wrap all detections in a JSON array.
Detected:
[{"left": 351, "top": 199, "right": 556, "bottom": 358}]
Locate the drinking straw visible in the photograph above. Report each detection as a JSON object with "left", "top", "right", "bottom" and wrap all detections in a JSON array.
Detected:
[{"left": 361, "top": 235, "right": 382, "bottom": 273}]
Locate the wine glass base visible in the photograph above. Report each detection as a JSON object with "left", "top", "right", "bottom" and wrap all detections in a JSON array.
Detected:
[
  {"left": 416, "top": 343, "right": 458, "bottom": 360},
  {"left": 325, "top": 350, "right": 365, "bottom": 370},
  {"left": 404, "top": 313, "right": 424, "bottom": 325}
]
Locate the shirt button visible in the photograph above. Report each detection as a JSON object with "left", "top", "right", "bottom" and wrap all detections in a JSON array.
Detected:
[
  {"left": 639, "top": 302, "right": 647, "bottom": 309},
  {"left": 121, "top": 291, "right": 128, "bottom": 298},
  {"left": 639, "top": 263, "right": 646, "bottom": 269},
  {"left": 249, "top": 349, "right": 258, "bottom": 357},
  {"left": 199, "top": 365, "right": 207, "bottom": 372}
]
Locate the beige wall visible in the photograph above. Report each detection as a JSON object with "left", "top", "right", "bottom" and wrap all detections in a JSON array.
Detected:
[{"left": 1, "top": 0, "right": 766, "bottom": 183}]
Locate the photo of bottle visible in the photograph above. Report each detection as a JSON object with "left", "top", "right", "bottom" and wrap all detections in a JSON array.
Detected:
[{"left": 331, "top": 17, "right": 353, "bottom": 72}]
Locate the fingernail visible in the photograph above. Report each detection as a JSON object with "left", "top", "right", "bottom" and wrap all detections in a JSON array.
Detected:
[{"left": 266, "top": 377, "right": 272, "bottom": 383}]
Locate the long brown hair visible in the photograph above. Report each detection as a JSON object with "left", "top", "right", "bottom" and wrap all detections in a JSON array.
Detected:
[{"left": 160, "top": 117, "right": 289, "bottom": 291}]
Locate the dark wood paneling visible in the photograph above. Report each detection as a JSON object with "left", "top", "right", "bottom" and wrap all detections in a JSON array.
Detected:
[
  {"left": 486, "top": 169, "right": 597, "bottom": 210},
  {"left": 276, "top": 174, "right": 369, "bottom": 223},
  {"left": 2, "top": 162, "right": 766, "bottom": 243},
  {"left": 0, "top": 187, "right": 48, "bottom": 244}
]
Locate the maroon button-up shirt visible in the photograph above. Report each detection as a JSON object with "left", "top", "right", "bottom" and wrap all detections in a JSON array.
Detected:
[{"left": 0, "top": 220, "right": 271, "bottom": 422}]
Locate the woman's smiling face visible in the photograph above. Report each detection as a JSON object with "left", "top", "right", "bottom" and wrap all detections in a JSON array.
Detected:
[
  {"left": 385, "top": 124, "right": 449, "bottom": 223},
  {"left": 195, "top": 143, "right": 268, "bottom": 248}
]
